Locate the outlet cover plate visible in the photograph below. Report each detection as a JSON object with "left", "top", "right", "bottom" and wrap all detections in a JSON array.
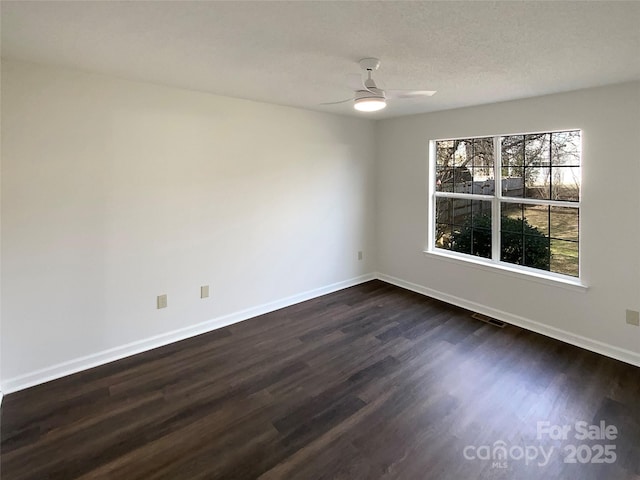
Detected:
[
  {"left": 626, "top": 309, "right": 639, "bottom": 326},
  {"left": 157, "top": 294, "right": 167, "bottom": 309}
]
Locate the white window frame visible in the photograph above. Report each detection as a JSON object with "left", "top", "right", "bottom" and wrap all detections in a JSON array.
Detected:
[{"left": 426, "top": 130, "right": 586, "bottom": 291}]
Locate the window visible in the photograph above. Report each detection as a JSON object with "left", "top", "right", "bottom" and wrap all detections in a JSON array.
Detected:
[{"left": 431, "top": 131, "right": 581, "bottom": 278}]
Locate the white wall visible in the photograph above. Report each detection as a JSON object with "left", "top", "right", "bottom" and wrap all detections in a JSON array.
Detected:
[
  {"left": 376, "top": 82, "right": 640, "bottom": 362},
  {"left": 2, "top": 60, "right": 638, "bottom": 392},
  {"left": 1, "top": 60, "right": 376, "bottom": 387}
]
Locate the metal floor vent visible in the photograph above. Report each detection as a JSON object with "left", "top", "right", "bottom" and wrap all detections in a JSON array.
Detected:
[{"left": 471, "top": 312, "right": 506, "bottom": 328}]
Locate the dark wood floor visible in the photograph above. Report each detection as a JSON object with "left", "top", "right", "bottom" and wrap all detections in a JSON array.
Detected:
[{"left": 2, "top": 280, "right": 639, "bottom": 479}]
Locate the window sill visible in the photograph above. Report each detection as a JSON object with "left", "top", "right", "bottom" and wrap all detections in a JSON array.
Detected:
[{"left": 423, "top": 249, "right": 588, "bottom": 293}]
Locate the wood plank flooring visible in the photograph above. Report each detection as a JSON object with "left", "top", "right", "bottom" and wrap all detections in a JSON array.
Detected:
[{"left": 2, "top": 280, "right": 639, "bottom": 479}]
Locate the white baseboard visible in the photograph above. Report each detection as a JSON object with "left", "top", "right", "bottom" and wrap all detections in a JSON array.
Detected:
[
  {"left": 376, "top": 273, "right": 640, "bottom": 368},
  {"left": 4, "top": 271, "right": 637, "bottom": 394},
  {"left": 2, "top": 273, "right": 376, "bottom": 394}
]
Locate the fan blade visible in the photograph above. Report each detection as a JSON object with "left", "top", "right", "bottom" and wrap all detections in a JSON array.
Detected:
[
  {"left": 319, "top": 98, "right": 354, "bottom": 106},
  {"left": 386, "top": 90, "right": 437, "bottom": 99}
]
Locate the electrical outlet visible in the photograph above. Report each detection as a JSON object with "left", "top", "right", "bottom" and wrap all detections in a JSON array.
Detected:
[
  {"left": 201, "top": 285, "right": 210, "bottom": 298},
  {"left": 358, "top": 251, "right": 363, "bottom": 261},
  {"left": 157, "top": 294, "right": 167, "bottom": 309},
  {"left": 626, "top": 309, "right": 639, "bottom": 326}
]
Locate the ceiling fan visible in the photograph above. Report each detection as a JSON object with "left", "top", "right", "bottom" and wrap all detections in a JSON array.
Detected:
[{"left": 322, "top": 58, "right": 436, "bottom": 112}]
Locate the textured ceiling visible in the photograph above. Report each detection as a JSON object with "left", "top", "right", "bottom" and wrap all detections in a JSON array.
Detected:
[{"left": 2, "top": 1, "right": 639, "bottom": 119}]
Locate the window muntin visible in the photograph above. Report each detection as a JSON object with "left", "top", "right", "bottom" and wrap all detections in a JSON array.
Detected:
[
  {"left": 432, "top": 130, "right": 581, "bottom": 278},
  {"left": 436, "top": 198, "right": 493, "bottom": 259}
]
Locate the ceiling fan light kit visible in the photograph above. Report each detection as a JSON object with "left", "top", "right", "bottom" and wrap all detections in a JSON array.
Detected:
[{"left": 354, "top": 91, "right": 387, "bottom": 112}]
